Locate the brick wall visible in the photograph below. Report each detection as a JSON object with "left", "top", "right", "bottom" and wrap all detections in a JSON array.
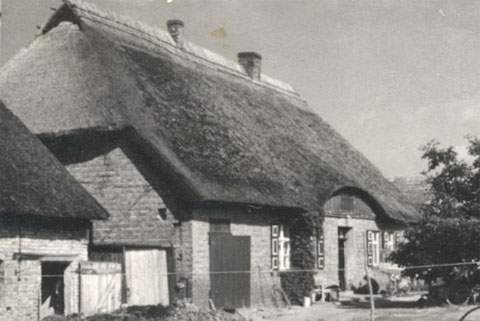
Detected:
[
  {"left": 0, "top": 219, "right": 88, "bottom": 321},
  {"left": 190, "top": 207, "right": 282, "bottom": 308},
  {"left": 0, "top": 220, "right": 88, "bottom": 259},
  {"left": 187, "top": 204, "right": 403, "bottom": 308},
  {"left": 314, "top": 216, "right": 402, "bottom": 292},
  {"left": 172, "top": 220, "right": 193, "bottom": 299},
  {"left": 0, "top": 260, "right": 41, "bottom": 321},
  {"left": 64, "top": 143, "right": 189, "bottom": 303},
  {"left": 66, "top": 147, "right": 177, "bottom": 246}
]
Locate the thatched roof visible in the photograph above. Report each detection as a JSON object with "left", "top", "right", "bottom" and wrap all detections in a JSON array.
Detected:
[
  {"left": 0, "top": 0, "right": 419, "bottom": 223},
  {"left": 0, "top": 101, "right": 107, "bottom": 220}
]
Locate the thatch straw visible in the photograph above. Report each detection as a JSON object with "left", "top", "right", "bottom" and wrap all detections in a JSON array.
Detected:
[
  {"left": 0, "top": 101, "right": 108, "bottom": 219},
  {"left": 0, "top": 0, "right": 418, "bottom": 223}
]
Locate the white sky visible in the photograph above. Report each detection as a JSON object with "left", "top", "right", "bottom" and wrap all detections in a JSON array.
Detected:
[{"left": 3, "top": 0, "right": 480, "bottom": 178}]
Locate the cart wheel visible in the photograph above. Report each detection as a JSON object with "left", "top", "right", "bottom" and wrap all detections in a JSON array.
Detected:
[
  {"left": 459, "top": 306, "right": 480, "bottom": 321},
  {"left": 446, "top": 282, "right": 471, "bottom": 305}
]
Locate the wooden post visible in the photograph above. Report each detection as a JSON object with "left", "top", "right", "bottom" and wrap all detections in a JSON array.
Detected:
[
  {"left": 37, "top": 284, "right": 41, "bottom": 321},
  {"left": 365, "top": 268, "right": 375, "bottom": 321},
  {"left": 364, "top": 234, "right": 375, "bottom": 321},
  {"left": 79, "top": 263, "right": 82, "bottom": 315},
  {"left": 321, "top": 279, "right": 325, "bottom": 303}
]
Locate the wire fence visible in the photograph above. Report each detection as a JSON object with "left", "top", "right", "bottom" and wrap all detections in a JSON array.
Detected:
[
  {"left": 1, "top": 259, "right": 479, "bottom": 279},
  {"left": 0, "top": 260, "right": 429, "bottom": 283},
  {"left": 3, "top": 259, "right": 480, "bottom": 321}
]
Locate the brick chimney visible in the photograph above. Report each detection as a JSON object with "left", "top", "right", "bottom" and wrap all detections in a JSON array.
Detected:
[
  {"left": 238, "top": 52, "right": 262, "bottom": 80},
  {"left": 167, "top": 19, "right": 184, "bottom": 48}
]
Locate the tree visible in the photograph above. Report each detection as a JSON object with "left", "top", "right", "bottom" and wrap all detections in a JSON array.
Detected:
[{"left": 390, "top": 137, "right": 480, "bottom": 277}]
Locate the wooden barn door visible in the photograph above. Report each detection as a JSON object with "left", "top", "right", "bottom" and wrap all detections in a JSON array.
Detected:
[
  {"left": 209, "top": 233, "right": 251, "bottom": 309},
  {"left": 79, "top": 261, "right": 122, "bottom": 316},
  {"left": 125, "top": 249, "right": 169, "bottom": 306}
]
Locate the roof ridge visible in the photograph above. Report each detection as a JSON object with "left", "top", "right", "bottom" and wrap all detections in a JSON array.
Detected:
[{"left": 63, "top": 0, "right": 303, "bottom": 99}]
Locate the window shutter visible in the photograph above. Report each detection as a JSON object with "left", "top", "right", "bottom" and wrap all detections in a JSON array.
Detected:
[
  {"left": 271, "top": 225, "right": 280, "bottom": 270},
  {"left": 317, "top": 229, "right": 325, "bottom": 270},
  {"left": 366, "top": 230, "right": 373, "bottom": 267}
]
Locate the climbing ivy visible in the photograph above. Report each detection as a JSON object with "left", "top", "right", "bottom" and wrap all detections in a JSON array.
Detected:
[{"left": 280, "top": 211, "right": 323, "bottom": 305}]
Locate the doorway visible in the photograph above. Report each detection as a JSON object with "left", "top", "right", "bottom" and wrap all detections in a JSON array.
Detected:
[
  {"left": 338, "top": 227, "right": 350, "bottom": 291},
  {"left": 209, "top": 233, "right": 251, "bottom": 309},
  {"left": 41, "top": 261, "right": 69, "bottom": 316}
]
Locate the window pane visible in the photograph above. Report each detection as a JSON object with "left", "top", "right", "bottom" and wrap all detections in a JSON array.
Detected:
[
  {"left": 272, "top": 225, "right": 279, "bottom": 237},
  {"left": 272, "top": 239, "right": 279, "bottom": 255}
]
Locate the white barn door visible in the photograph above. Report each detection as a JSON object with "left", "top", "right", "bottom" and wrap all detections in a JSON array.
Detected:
[{"left": 125, "top": 249, "right": 169, "bottom": 306}]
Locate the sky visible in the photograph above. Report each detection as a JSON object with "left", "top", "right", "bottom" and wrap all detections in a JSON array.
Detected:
[{"left": 3, "top": 0, "right": 480, "bottom": 178}]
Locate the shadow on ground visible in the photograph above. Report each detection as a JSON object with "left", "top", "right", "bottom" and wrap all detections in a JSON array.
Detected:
[{"left": 339, "top": 297, "right": 419, "bottom": 309}]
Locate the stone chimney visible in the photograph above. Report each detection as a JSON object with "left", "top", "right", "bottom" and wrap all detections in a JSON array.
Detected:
[
  {"left": 238, "top": 52, "right": 262, "bottom": 80},
  {"left": 167, "top": 19, "right": 184, "bottom": 48}
]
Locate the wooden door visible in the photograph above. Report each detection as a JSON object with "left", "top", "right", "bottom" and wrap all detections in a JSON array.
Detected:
[
  {"left": 125, "top": 249, "right": 169, "bottom": 306},
  {"left": 209, "top": 233, "right": 250, "bottom": 309},
  {"left": 79, "top": 261, "right": 122, "bottom": 316}
]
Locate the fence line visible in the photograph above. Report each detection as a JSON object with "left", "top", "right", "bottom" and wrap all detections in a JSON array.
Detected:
[{"left": 1, "top": 260, "right": 479, "bottom": 279}]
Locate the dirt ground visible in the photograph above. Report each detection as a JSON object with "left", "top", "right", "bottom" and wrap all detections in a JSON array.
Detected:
[{"left": 238, "top": 302, "right": 480, "bottom": 321}]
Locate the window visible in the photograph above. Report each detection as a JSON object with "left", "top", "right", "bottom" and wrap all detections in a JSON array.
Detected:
[
  {"left": 158, "top": 207, "right": 168, "bottom": 220},
  {"left": 381, "top": 231, "right": 401, "bottom": 263},
  {"left": 366, "top": 230, "right": 380, "bottom": 267},
  {"left": 383, "top": 231, "right": 396, "bottom": 251},
  {"left": 278, "top": 225, "right": 290, "bottom": 270},
  {"left": 271, "top": 224, "right": 290, "bottom": 271}
]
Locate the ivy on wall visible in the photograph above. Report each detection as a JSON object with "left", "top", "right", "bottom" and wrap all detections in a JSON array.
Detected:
[{"left": 280, "top": 211, "right": 323, "bottom": 305}]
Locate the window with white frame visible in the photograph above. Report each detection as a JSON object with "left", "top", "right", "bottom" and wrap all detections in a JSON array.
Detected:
[
  {"left": 271, "top": 224, "right": 290, "bottom": 271},
  {"left": 366, "top": 230, "right": 380, "bottom": 267},
  {"left": 383, "top": 231, "right": 396, "bottom": 251}
]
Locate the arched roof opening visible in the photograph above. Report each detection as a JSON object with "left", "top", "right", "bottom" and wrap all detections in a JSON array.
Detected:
[{"left": 326, "top": 186, "right": 392, "bottom": 223}]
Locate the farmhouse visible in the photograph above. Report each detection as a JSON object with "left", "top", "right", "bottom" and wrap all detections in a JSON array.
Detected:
[
  {"left": 319, "top": 194, "right": 406, "bottom": 293},
  {"left": 0, "top": 0, "right": 419, "bottom": 309},
  {"left": 0, "top": 101, "right": 108, "bottom": 321}
]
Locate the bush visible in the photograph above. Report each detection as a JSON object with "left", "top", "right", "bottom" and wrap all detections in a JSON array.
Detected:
[{"left": 391, "top": 137, "right": 480, "bottom": 281}]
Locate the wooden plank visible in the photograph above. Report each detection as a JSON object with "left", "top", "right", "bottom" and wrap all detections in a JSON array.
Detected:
[
  {"left": 64, "top": 262, "right": 79, "bottom": 316},
  {"left": 90, "top": 248, "right": 128, "bottom": 303},
  {"left": 125, "top": 249, "right": 170, "bottom": 306},
  {"left": 79, "top": 261, "right": 122, "bottom": 316}
]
